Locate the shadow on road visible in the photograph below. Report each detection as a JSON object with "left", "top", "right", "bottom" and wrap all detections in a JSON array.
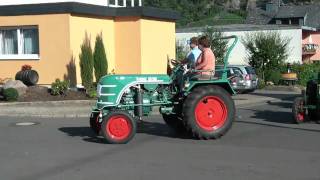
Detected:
[
  {"left": 266, "top": 101, "right": 293, "bottom": 109},
  {"left": 59, "top": 127, "right": 106, "bottom": 144},
  {"left": 239, "top": 102, "right": 320, "bottom": 133},
  {"left": 136, "top": 121, "right": 191, "bottom": 139},
  {"left": 248, "top": 108, "right": 294, "bottom": 124},
  {"left": 250, "top": 92, "right": 299, "bottom": 101},
  {"left": 59, "top": 121, "right": 191, "bottom": 144},
  {"left": 236, "top": 120, "right": 320, "bottom": 133}
]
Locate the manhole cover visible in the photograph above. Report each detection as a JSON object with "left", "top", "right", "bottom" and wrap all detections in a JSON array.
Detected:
[{"left": 14, "top": 122, "right": 40, "bottom": 126}]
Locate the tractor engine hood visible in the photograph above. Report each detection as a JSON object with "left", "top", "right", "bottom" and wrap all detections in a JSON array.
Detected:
[{"left": 96, "top": 74, "right": 171, "bottom": 108}]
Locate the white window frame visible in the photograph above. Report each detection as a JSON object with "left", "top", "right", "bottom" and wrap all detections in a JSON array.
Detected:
[{"left": 0, "top": 26, "right": 40, "bottom": 60}]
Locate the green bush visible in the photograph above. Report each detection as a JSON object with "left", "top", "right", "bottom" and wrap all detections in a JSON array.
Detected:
[
  {"left": 87, "top": 88, "right": 97, "bottom": 98},
  {"left": 51, "top": 79, "right": 69, "bottom": 96},
  {"left": 290, "top": 63, "right": 320, "bottom": 86},
  {"left": 3, "top": 88, "right": 19, "bottom": 101},
  {"left": 242, "top": 31, "right": 290, "bottom": 83},
  {"left": 265, "top": 69, "right": 282, "bottom": 85},
  {"left": 257, "top": 79, "right": 266, "bottom": 89},
  {"left": 93, "top": 33, "right": 108, "bottom": 82},
  {"left": 201, "top": 27, "right": 228, "bottom": 64},
  {"left": 79, "top": 32, "right": 94, "bottom": 90},
  {"left": 176, "top": 42, "right": 187, "bottom": 60}
]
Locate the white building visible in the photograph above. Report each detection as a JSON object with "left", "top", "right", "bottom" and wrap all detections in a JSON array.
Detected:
[
  {"left": 176, "top": 24, "right": 302, "bottom": 65},
  {"left": 0, "top": 0, "right": 142, "bottom": 7}
]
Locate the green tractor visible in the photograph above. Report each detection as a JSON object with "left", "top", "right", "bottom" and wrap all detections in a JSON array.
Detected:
[
  {"left": 292, "top": 73, "right": 320, "bottom": 124},
  {"left": 90, "top": 36, "right": 238, "bottom": 144}
]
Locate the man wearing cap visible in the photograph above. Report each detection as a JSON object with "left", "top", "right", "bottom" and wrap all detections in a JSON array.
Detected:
[
  {"left": 173, "top": 37, "right": 202, "bottom": 68},
  {"left": 185, "top": 37, "right": 202, "bottom": 68}
]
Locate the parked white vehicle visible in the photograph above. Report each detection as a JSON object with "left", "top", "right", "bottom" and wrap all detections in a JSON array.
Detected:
[{"left": 228, "top": 65, "right": 258, "bottom": 93}]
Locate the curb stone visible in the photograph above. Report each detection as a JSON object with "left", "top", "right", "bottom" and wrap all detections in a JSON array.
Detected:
[
  {"left": 0, "top": 92, "right": 299, "bottom": 118},
  {"left": 0, "top": 100, "right": 96, "bottom": 107}
]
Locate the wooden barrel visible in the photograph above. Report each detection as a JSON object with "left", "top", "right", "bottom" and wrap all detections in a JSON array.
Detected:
[{"left": 15, "top": 70, "right": 39, "bottom": 86}]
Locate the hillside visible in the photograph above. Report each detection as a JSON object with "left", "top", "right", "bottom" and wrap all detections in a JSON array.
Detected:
[{"left": 143, "top": 0, "right": 320, "bottom": 28}]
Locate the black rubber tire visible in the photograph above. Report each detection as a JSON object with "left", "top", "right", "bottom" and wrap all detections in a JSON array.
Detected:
[
  {"left": 162, "top": 114, "right": 188, "bottom": 133},
  {"left": 101, "top": 111, "right": 136, "bottom": 144},
  {"left": 182, "top": 85, "right": 235, "bottom": 139},
  {"left": 292, "top": 97, "right": 307, "bottom": 124},
  {"left": 89, "top": 112, "right": 100, "bottom": 135},
  {"left": 308, "top": 109, "right": 320, "bottom": 121}
]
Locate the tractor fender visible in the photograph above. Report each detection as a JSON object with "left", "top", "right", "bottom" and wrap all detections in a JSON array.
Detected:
[{"left": 186, "top": 81, "right": 235, "bottom": 95}]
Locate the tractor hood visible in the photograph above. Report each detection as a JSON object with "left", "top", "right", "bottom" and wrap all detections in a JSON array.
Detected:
[
  {"left": 99, "top": 74, "right": 171, "bottom": 85},
  {"left": 96, "top": 74, "right": 171, "bottom": 108}
]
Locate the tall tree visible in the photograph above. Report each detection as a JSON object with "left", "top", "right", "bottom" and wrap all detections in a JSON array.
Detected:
[
  {"left": 202, "top": 27, "right": 228, "bottom": 64},
  {"left": 79, "top": 32, "right": 94, "bottom": 90},
  {"left": 93, "top": 33, "right": 108, "bottom": 82}
]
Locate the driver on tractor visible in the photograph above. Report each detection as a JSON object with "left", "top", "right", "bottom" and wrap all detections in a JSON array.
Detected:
[
  {"left": 196, "top": 36, "right": 216, "bottom": 77},
  {"left": 172, "top": 37, "right": 202, "bottom": 68},
  {"left": 172, "top": 36, "right": 216, "bottom": 76}
]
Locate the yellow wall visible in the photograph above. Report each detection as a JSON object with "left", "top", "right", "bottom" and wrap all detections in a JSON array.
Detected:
[
  {"left": 0, "top": 14, "right": 70, "bottom": 85},
  {"left": 0, "top": 14, "right": 176, "bottom": 85},
  {"left": 140, "top": 19, "right": 176, "bottom": 74},
  {"left": 69, "top": 15, "right": 115, "bottom": 83},
  {"left": 114, "top": 17, "right": 141, "bottom": 74}
]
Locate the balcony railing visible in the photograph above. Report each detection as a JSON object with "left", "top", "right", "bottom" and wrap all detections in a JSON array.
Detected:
[
  {"left": 302, "top": 44, "right": 319, "bottom": 55},
  {"left": 108, "top": 0, "right": 142, "bottom": 7}
]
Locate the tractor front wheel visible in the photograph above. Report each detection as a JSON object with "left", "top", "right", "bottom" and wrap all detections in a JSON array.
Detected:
[
  {"left": 292, "top": 97, "right": 307, "bottom": 124},
  {"left": 101, "top": 111, "right": 136, "bottom": 144},
  {"left": 183, "top": 85, "right": 235, "bottom": 139},
  {"left": 89, "top": 112, "right": 101, "bottom": 135}
]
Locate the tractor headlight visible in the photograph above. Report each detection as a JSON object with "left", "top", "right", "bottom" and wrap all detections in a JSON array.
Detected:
[{"left": 97, "top": 84, "right": 102, "bottom": 98}]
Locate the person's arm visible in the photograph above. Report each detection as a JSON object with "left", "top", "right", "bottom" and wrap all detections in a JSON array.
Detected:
[{"left": 195, "top": 51, "right": 208, "bottom": 70}]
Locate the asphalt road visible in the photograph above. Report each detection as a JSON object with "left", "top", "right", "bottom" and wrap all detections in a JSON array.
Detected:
[{"left": 0, "top": 95, "right": 319, "bottom": 180}]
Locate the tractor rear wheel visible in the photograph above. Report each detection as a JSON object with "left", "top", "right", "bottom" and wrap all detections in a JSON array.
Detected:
[
  {"left": 183, "top": 85, "right": 235, "bottom": 139},
  {"left": 101, "top": 111, "right": 136, "bottom": 144},
  {"left": 162, "top": 114, "right": 188, "bottom": 134},
  {"left": 292, "top": 97, "right": 307, "bottom": 124}
]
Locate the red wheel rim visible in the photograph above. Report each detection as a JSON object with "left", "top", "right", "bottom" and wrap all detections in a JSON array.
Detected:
[
  {"left": 195, "top": 96, "right": 228, "bottom": 131},
  {"left": 297, "top": 112, "right": 305, "bottom": 122},
  {"left": 106, "top": 115, "right": 132, "bottom": 141},
  {"left": 297, "top": 100, "right": 305, "bottom": 122}
]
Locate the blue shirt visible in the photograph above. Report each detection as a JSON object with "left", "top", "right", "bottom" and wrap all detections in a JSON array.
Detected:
[{"left": 186, "top": 47, "right": 202, "bottom": 65}]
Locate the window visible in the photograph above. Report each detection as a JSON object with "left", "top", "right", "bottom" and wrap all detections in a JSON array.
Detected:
[
  {"left": 245, "top": 66, "right": 256, "bottom": 75},
  {"left": 299, "top": 18, "right": 304, "bottom": 26},
  {"left": 0, "top": 26, "right": 39, "bottom": 59},
  {"left": 276, "top": 20, "right": 282, "bottom": 25}
]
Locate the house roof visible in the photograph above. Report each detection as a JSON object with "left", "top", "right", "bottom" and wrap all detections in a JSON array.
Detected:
[
  {"left": 0, "top": 2, "right": 180, "bottom": 20},
  {"left": 245, "top": 8, "right": 275, "bottom": 25},
  {"left": 304, "top": 5, "right": 320, "bottom": 29},
  {"left": 246, "top": 3, "right": 320, "bottom": 29},
  {"left": 176, "top": 24, "right": 301, "bottom": 33},
  {"left": 275, "top": 5, "right": 309, "bottom": 18},
  {"left": 275, "top": 5, "right": 320, "bottom": 29}
]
